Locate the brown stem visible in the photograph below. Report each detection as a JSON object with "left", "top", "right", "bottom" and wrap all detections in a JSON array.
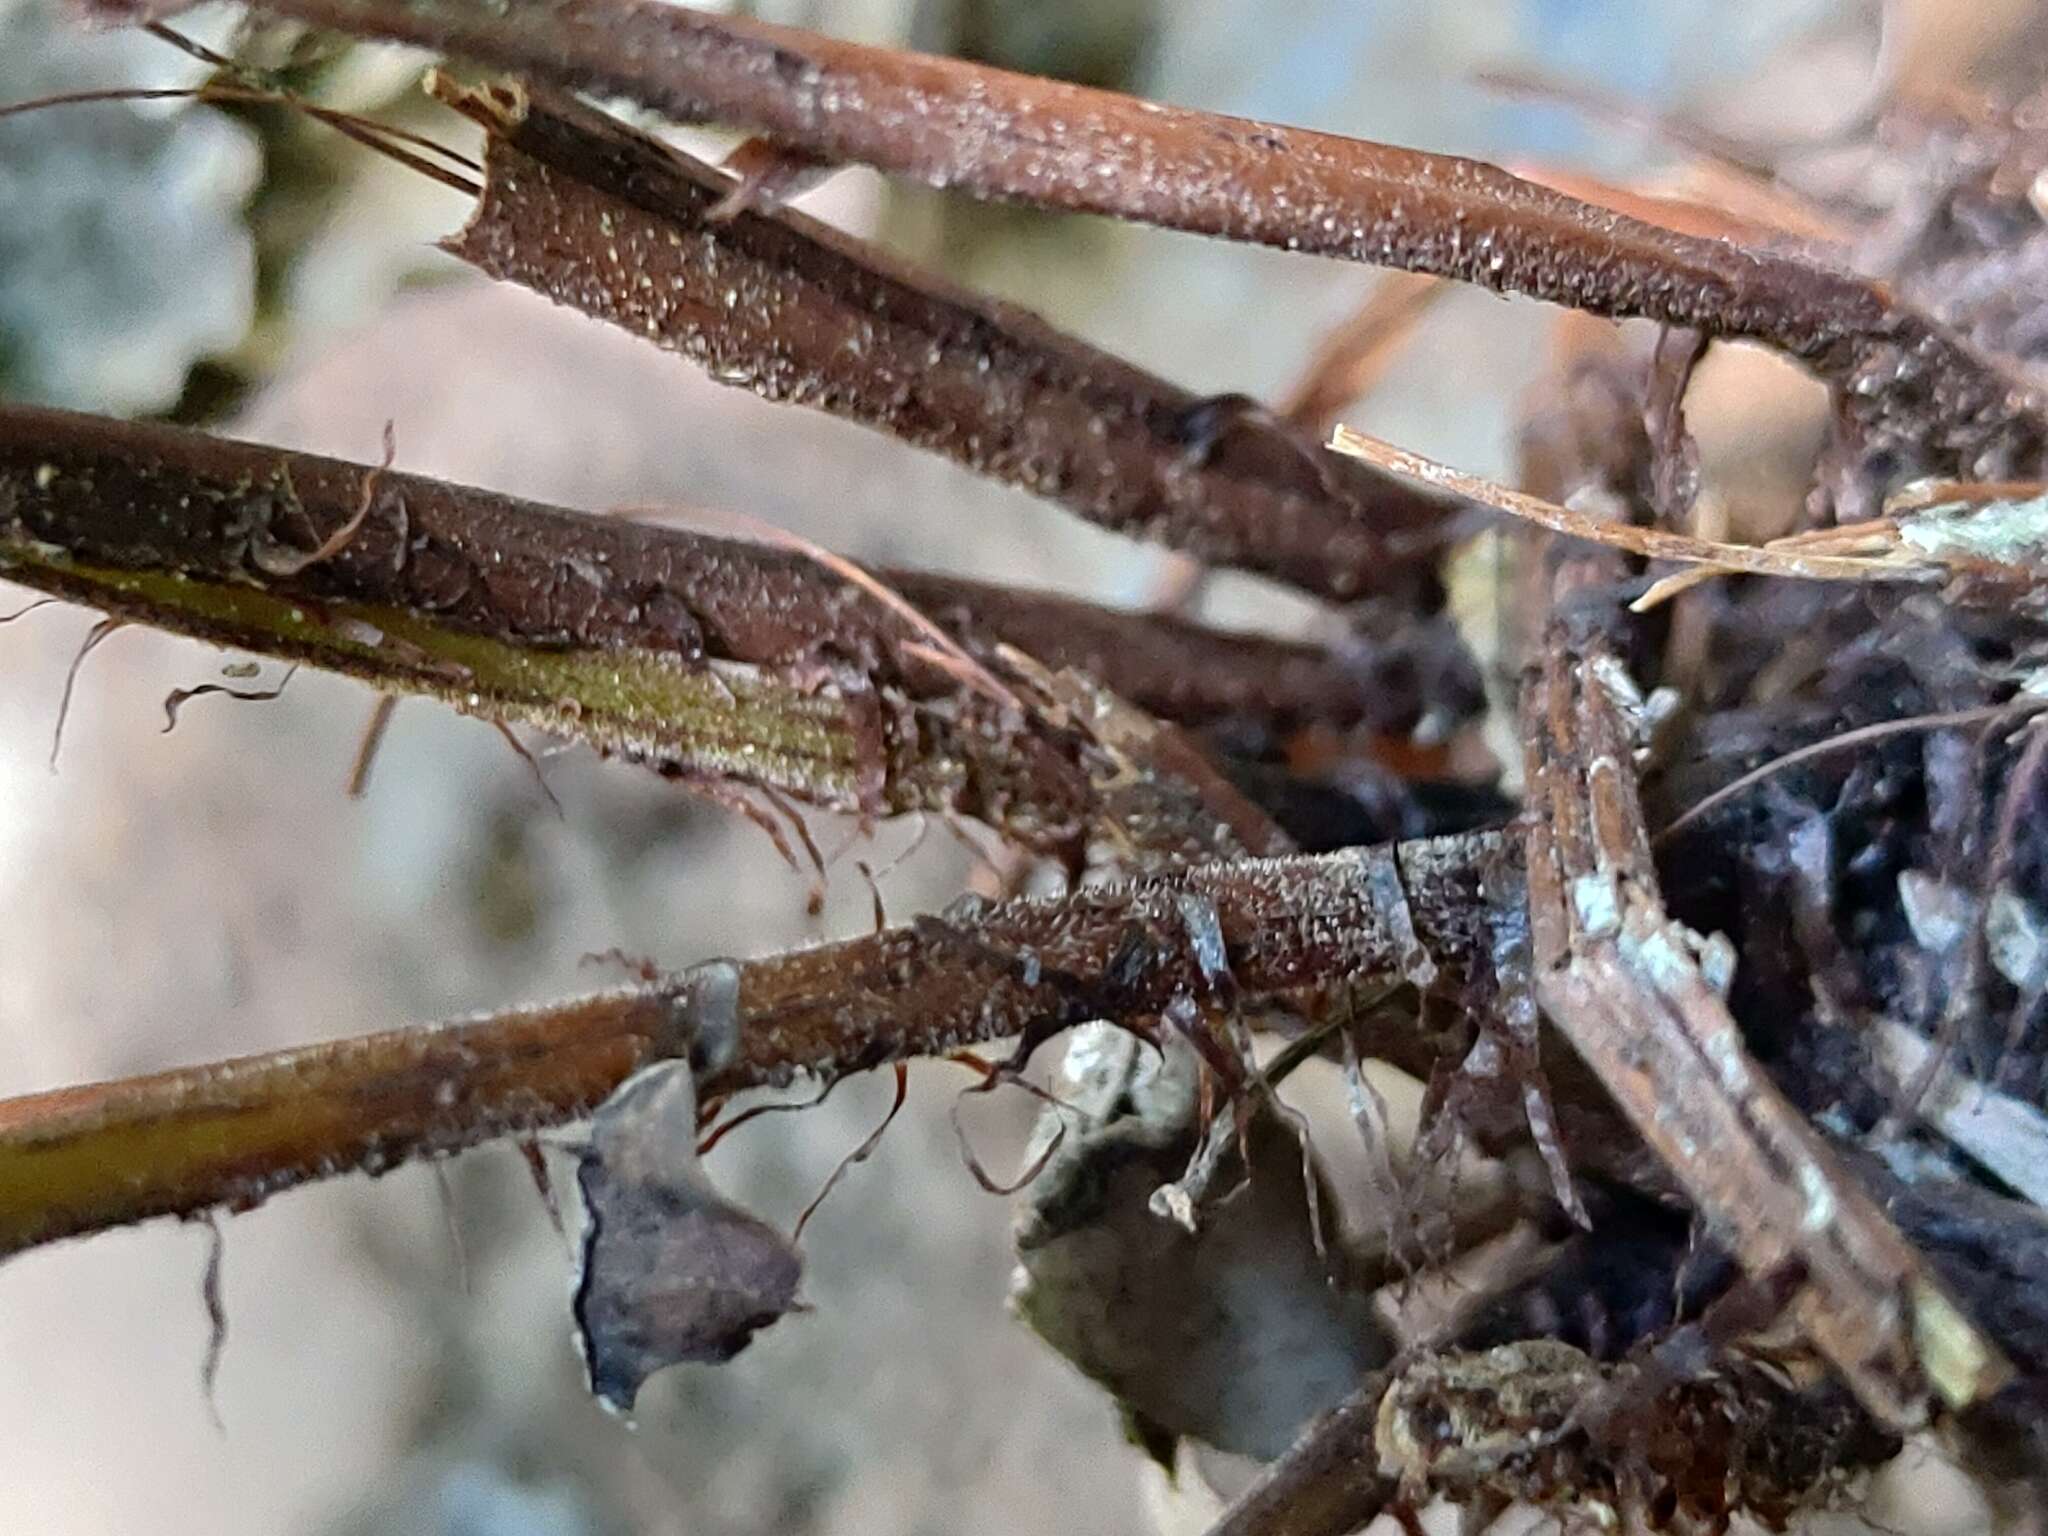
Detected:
[
  {"left": 1518, "top": 623, "right": 2012, "bottom": 1428},
  {"left": 242, "top": 1, "right": 1849, "bottom": 339},
  {"left": 881, "top": 570, "right": 1466, "bottom": 740},
  {"left": 0, "top": 834, "right": 1500, "bottom": 1255},
  {"left": 222, "top": 0, "right": 2045, "bottom": 480},
  {"left": 432, "top": 83, "right": 1450, "bottom": 604},
  {"left": 1203, "top": 1373, "right": 1392, "bottom": 1536},
  {"left": 0, "top": 406, "right": 1435, "bottom": 838},
  {"left": 1277, "top": 273, "right": 1446, "bottom": 438}
]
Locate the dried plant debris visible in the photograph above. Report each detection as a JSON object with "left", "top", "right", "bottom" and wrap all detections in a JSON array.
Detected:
[
  {"left": 1525, "top": 617, "right": 2011, "bottom": 1428},
  {"left": 1373, "top": 1338, "right": 1898, "bottom": 1533},
  {"left": 1208, "top": 1307, "right": 1902, "bottom": 1536},
  {"left": 7, "top": 7, "right": 2048, "bottom": 1533},
  {"left": 1809, "top": 84, "right": 2048, "bottom": 370},
  {"left": 1011, "top": 1026, "right": 1389, "bottom": 1461},
  {"left": 573, "top": 1058, "right": 803, "bottom": 1413},
  {"left": 1331, "top": 425, "right": 2048, "bottom": 609}
]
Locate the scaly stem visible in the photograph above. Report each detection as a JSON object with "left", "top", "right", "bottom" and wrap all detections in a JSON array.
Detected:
[
  {"left": 0, "top": 835, "right": 1502, "bottom": 1255},
  {"left": 432, "top": 83, "right": 1454, "bottom": 604},
  {"left": 0, "top": 406, "right": 1445, "bottom": 839},
  {"left": 217, "top": 0, "right": 2046, "bottom": 479}
]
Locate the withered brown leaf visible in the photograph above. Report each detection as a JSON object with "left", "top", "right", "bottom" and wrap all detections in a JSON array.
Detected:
[{"left": 573, "top": 1057, "right": 803, "bottom": 1412}]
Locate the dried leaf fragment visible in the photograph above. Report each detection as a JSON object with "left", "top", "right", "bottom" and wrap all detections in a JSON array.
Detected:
[
  {"left": 1331, "top": 425, "right": 2048, "bottom": 608},
  {"left": 574, "top": 1058, "right": 802, "bottom": 1412},
  {"left": 1011, "top": 1026, "right": 1390, "bottom": 1460}
]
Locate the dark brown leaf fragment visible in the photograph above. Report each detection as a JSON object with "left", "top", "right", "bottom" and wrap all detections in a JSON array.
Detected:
[{"left": 574, "top": 1059, "right": 802, "bottom": 1411}]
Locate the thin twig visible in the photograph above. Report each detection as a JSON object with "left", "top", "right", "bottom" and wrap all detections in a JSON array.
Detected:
[
  {"left": 1329, "top": 425, "right": 1931, "bottom": 585},
  {"left": 1657, "top": 703, "right": 2036, "bottom": 844},
  {"left": 1872, "top": 1021, "right": 2048, "bottom": 1208},
  {"left": 0, "top": 81, "right": 482, "bottom": 196},
  {"left": 146, "top": 20, "right": 486, "bottom": 179},
  {"left": 1202, "top": 1371, "right": 1393, "bottom": 1536}
]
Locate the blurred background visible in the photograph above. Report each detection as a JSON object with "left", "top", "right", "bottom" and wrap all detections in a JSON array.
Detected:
[{"left": 0, "top": 0, "right": 2038, "bottom": 1531}]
